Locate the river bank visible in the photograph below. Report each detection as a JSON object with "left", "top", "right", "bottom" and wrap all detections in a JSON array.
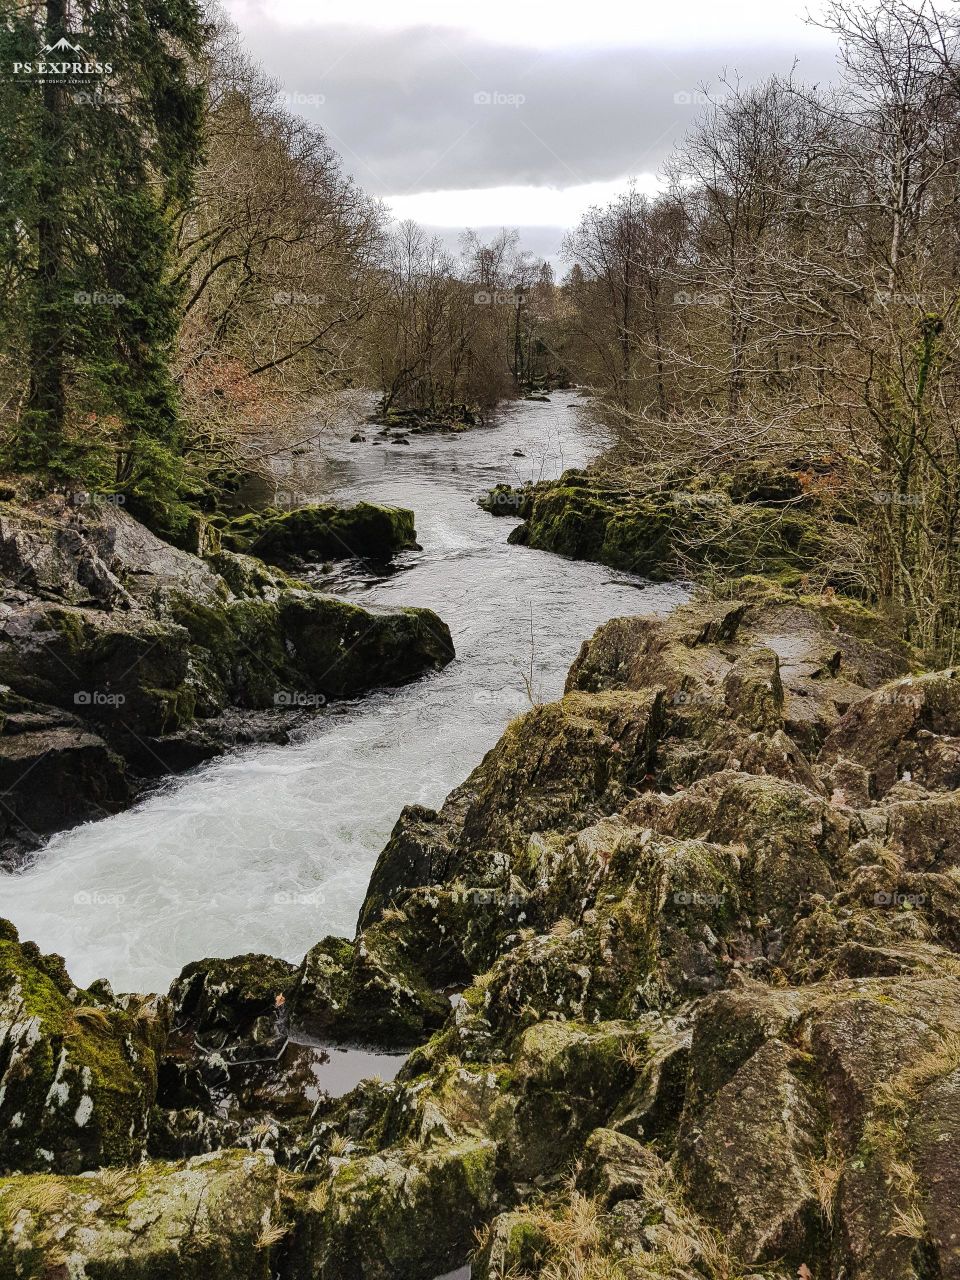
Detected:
[{"left": 3, "top": 573, "right": 960, "bottom": 1278}]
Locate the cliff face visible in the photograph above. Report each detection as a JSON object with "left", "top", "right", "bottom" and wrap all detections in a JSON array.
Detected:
[{"left": 4, "top": 582, "right": 960, "bottom": 1279}]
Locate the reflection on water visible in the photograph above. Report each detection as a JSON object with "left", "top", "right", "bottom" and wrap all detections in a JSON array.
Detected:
[{"left": 2, "top": 394, "right": 687, "bottom": 992}]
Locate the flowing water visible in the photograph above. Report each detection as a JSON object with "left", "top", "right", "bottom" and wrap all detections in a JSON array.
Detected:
[{"left": 1, "top": 394, "right": 687, "bottom": 993}]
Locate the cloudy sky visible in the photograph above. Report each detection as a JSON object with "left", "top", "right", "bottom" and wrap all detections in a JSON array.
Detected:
[{"left": 224, "top": 0, "right": 840, "bottom": 262}]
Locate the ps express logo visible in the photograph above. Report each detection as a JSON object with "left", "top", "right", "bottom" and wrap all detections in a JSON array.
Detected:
[{"left": 13, "top": 36, "right": 113, "bottom": 77}]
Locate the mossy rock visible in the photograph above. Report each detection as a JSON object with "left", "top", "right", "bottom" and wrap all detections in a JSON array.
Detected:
[
  {"left": 0, "top": 923, "right": 165, "bottom": 1174},
  {"left": 311, "top": 1137, "right": 496, "bottom": 1279},
  {"left": 0, "top": 603, "right": 193, "bottom": 735},
  {"left": 0, "top": 1149, "right": 285, "bottom": 1277},
  {"left": 500, "top": 1020, "right": 644, "bottom": 1181},
  {"left": 168, "top": 953, "right": 299, "bottom": 1039},
  {"left": 291, "top": 925, "right": 450, "bottom": 1049},
  {"left": 221, "top": 502, "right": 418, "bottom": 565},
  {"left": 505, "top": 467, "right": 831, "bottom": 582},
  {"left": 278, "top": 591, "right": 455, "bottom": 699}
]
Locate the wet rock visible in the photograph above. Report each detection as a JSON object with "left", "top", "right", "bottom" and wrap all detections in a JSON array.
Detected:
[
  {"left": 0, "top": 691, "right": 130, "bottom": 862},
  {"left": 0, "top": 601, "right": 194, "bottom": 735},
  {"left": 278, "top": 592, "right": 455, "bottom": 698},
  {"left": 169, "top": 953, "right": 298, "bottom": 1041}
]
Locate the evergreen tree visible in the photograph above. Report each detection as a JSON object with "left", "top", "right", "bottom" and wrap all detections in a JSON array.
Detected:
[{"left": 0, "top": 0, "right": 204, "bottom": 515}]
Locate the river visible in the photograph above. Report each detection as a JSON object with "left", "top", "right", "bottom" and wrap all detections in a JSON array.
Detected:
[{"left": 1, "top": 394, "right": 687, "bottom": 993}]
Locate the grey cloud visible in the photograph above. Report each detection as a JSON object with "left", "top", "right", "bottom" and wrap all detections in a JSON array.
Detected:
[{"left": 243, "top": 23, "right": 839, "bottom": 196}]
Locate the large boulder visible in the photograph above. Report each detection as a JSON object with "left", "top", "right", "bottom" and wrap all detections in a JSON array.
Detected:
[
  {"left": 307, "top": 1137, "right": 497, "bottom": 1280},
  {"left": 222, "top": 501, "right": 419, "bottom": 565},
  {"left": 819, "top": 669, "right": 960, "bottom": 797},
  {"left": 278, "top": 592, "right": 454, "bottom": 698},
  {"left": 0, "top": 921, "right": 166, "bottom": 1174},
  {"left": 0, "top": 601, "right": 194, "bottom": 735},
  {"left": 0, "top": 1150, "right": 285, "bottom": 1279}
]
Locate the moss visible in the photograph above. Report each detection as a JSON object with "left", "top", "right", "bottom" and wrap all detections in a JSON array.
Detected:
[
  {"left": 505, "top": 466, "right": 832, "bottom": 585},
  {"left": 320, "top": 1138, "right": 496, "bottom": 1279},
  {"left": 0, "top": 937, "right": 161, "bottom": 1173},
  {"left": 0, "top": 1150, "right": 284, "bottom": 1278},
  {"left": 221, "top": 502, "right": 418, "bottom": 566}
]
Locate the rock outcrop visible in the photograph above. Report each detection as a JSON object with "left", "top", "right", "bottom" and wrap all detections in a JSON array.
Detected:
[
  {"left": 488, "top": 462, "right": 836, "bottom": 586},
  {"left": 6, "top": 583, "right": 960, "bottom": 1278},
  {"left": 0, "top": 492, "right": 454, "bottom": 864}
]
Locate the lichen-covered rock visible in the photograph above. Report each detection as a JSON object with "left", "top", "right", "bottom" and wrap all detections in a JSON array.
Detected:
[
  {"left": 499, "top": 1020, "right": 643, "bottom": 1182},
  {"left": 0, "top": 1149, "right": 285, "bottom": 1278},
  {"left": 819, "top": 669, "right": 960, "bottom": 797},
  {"left": 5, "top": 584, "right": 959, "bottom": 1279},
  {"left": 307, "top": 1137, "right": 496, "bottom": 1280},
  {"left": 291, "top": 926, "right": 450, "bottom": 1048},
  {"left": 0, "top": 922, "right": 166, "bottom": 1174}
]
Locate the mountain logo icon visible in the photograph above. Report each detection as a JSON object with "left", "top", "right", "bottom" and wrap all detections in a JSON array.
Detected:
[{"left": 41, "top": 37, "right": 89, "bottom": 56}]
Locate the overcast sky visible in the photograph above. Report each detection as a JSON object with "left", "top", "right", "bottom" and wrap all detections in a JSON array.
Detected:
[{"left": 224, "top": 0, "right": 840, "bottom": 262}]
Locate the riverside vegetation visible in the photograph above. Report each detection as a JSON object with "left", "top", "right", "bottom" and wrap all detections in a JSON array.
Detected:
[{"left": 4, "top": 0, "right": 960, "bottom": 1276}]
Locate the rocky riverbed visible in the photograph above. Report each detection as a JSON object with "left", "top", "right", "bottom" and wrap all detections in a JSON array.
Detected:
[{"left": 3, "top": 564, "right": 960, "bottom": 1278}]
